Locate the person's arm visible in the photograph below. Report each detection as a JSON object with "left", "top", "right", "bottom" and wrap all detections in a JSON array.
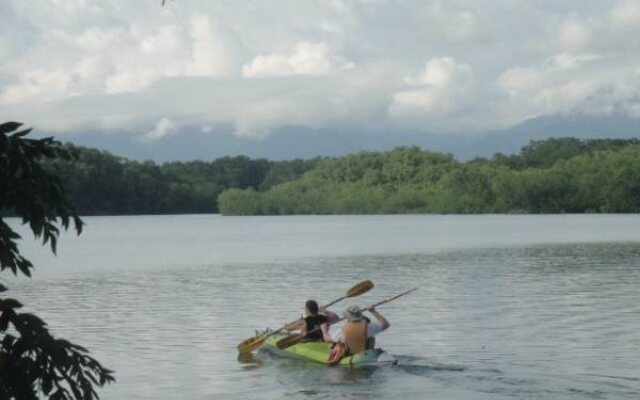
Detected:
[
  {"left": 320, "top": 323, "right": 333, "bottom": 342},
  {"left": 320, "top": 307, "right": 340, "bottom": 324},
  {"left": 321, "top": 323, "right": 343, "bottom": 343},
  {"left": 368, "top": 308, "right": 390, "bottom": 330},
  {"left": 284, "top": 318, "right": 305, "bottom": 333}
]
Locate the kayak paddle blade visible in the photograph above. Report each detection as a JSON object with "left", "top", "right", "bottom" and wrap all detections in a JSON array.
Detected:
[
  {"left": 237, "top": 335, "right": 266, "bottom": 354},
  {"left": 345, "top": 280, "right": 374, "bottom": 298}
]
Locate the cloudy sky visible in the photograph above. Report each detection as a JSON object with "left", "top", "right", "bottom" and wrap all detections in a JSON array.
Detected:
[{"left": 1, "top": 0, "right": 640, "bottom": 142}]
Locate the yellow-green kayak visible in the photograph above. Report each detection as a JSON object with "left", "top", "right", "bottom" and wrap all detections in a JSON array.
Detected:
[{"left": 262, "top": 333, "right": 397, "bottom": 367}]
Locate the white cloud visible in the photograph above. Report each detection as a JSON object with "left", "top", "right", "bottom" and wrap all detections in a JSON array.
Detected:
[
  {"left": 498, "top": 66, "right": 544, "bottom": 97},
  {"left": 610, "top": 0, "right": 640, "bottom": 29},
  {"left": 1, "top": 0, "right": 640, "bottom": 137},
  {"left": 497, "top": 55, "right": 640, "bottom": 121},
  {"left": 546, "top": 52, "right": 601, "bottom": 71},
  {"left": 558, "top": 18, "right": 593, "bottom": 53},
  {"left": 405, "top": 57, "right": 468, "bottom": 87},
  {"left": 389, "top": 57, "right": 473, "bottom": 119},
  {"left": 185, "top": 14, "right": 244, "bottom": 77},
  {"left": 103, "top": 16, "right": 245, "bottom": 94},
  {"left": 0, "top": 69, "right": 72, "bottom": 104},
  {"left": 0, "top": 10, "right": 244, "bottom": 99},
  {"left": 233, "top": 98, "right": 316, "bottom": 137},
  {"left": 142, "top": 118, "right": 178, "bottom": 141},
  {"left": 424, "top": 3, "right": 484, "bottom": 44},
  {"left": 242, "top": 41, "right": 353, "bottom": 78},
  {"left": 72, "top": 27, "right": 125, "bottom": 51}
]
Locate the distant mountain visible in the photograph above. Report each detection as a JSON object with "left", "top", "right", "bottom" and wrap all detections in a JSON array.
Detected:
[
  {"left": 468, "top": 113, "right": 640, "bottom": 158},
  {"left": 40, "top": 127, "right": 464, "bottom": 162},
  {"left": 39, "top": 113, "right": 640, "bottom": 162}
]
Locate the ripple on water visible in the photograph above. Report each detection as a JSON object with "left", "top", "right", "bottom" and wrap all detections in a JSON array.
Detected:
[{"left": 7, "top": 216, "right": 640, "bottom": 400}]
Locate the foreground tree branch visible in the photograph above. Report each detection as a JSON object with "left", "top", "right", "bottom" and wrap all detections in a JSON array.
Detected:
[{"left": 1, "top": 122, "right": 115, "bottom": 399}]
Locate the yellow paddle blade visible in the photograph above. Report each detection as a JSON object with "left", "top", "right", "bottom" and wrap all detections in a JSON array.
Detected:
[
  {"left": 345, "top": 279, "right": 374, "bottom": 298},
  {"left": 237, "top": 335, "right": 267, "bottom": 354},
  {"left": 275, "top": 333, "right": 305, "bottom": 350}
]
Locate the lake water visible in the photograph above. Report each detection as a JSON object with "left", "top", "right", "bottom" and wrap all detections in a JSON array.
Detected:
[{"left": 6, "top": 215, "right": 640, "bottom": 399}]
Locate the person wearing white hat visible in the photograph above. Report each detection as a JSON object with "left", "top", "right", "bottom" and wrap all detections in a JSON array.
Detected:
[{"left": 321, "top": 305, "right": 390, "bottom": 364}]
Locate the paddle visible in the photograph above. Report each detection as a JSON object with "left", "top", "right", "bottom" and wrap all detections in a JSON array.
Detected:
[
  {"left": 237, "top": 279, "right": 374, "bottom": 354},
  {"left": 275, "top": 287, "right": 417, "bottom": 350}
]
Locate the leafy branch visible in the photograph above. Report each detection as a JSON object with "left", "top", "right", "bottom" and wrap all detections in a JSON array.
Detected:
[{"left": 1, "top": 122, "right": 114, "bottom": 399}]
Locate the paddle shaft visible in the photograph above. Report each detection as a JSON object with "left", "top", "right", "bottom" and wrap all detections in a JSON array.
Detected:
[
  {"left": 323, "top": 296, "right": 346, "bottom": 308},
  {"left": 325, "top": 287, "right": 417, "bottom": 327}
]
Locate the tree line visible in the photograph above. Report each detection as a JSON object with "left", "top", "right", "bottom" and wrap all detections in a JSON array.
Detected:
[
  {"left": 30, "top": 137, "right": 640, "bottom": 216},
  {"left": 218, "top": 137, "right": 640, "bottom": 215},
  {"left": 43, "top": 145, "right": 318, "bottom": 215}
]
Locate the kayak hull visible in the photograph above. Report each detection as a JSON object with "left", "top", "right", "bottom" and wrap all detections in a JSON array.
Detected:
[{"left": 262, "top": 333, "right": 397, "bottom": 367}]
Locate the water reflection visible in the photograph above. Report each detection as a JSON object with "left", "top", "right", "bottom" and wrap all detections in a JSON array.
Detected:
[
  {"left": 7, "top": 215, "right": 640, "bottom": 400},
  {"left": 236, "top": 351, "right": 262, "bottom": 369},
  {"left": 327, "top": 366, "right": 378, "bottom": 384}
]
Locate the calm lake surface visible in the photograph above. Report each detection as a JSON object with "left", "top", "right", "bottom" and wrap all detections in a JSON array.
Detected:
[{"left": 7, "top": 214, "right": 640, "bottom": 399}]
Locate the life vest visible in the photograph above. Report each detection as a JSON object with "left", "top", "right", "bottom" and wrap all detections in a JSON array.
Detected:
[
  {"left": 341, "top": 320, "right": 368, "bottom": 355},
  {"left": 303, "top": 314, "right": 327, "bottom": 340},
  {"left": 327, "top": 321, "right": 369, "bottom": 366}
]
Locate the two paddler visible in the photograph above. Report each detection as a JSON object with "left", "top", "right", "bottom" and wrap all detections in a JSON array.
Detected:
[
  {"left": 284, "top": 301, "right": 391, "bottom": 365},
  {"left": 237, "top": 280, "right": 412, "bottom": 365},
  {"left": 237, "top": 280, "right": 374, "bottom": 355}
]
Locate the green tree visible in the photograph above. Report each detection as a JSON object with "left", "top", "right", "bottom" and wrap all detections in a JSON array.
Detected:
[
  {"left": 1, "top": 122, "right": 114, "bottom": 399},
  {"left": 217, "top": 139, "right": 640, "bottom": 215}
]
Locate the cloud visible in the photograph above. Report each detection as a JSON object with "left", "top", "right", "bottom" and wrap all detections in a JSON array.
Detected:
[
  {"left": 0, "top": 9, "right": 245, "bottom": 99},
  {"left": 104, "top": 15, "right": 246, "bottom": 94},
  {"left": 424, "top": 2, "right": 484, "bottom": 44},
  {"left": 242, "top": 41, "right": 353, "bottom": 78},
  {"left": 1, "top": 0, "right": 640, "bottom": 138},
  {"left": 388, "top": 57, "right": 473, "bottom": 119},
  {"left": 558, "top": 17, "right": 593, "bottom": 53},
  {"left": 142, "top": 117, "right": 178, "bottom": 141},
  {"left": 497, "top": 55, "right": 640, "bottom": 121},
  {"left": 185, "top": 14, "right": 245, "bottom": 77},
  {"left": 546, "top": 52, "right": 601, "bottom": 71},
  {"left": 610, "top": 0, "right": 640, "bottom": 29},
  {"left": 0, "top": 69, "right": 70, "bottom": 104},
  {"left": 629, "top": 103, "right": 640, "bottom": 119}
]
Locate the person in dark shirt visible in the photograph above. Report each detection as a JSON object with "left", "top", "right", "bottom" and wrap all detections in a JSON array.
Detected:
[{"left": 285, "top": 300, "right": 339, "bottom": 341}]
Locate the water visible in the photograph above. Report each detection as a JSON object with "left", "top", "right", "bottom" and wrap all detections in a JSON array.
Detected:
[{"left": 5, "top": 215, "right": 640, "bottom": 399}]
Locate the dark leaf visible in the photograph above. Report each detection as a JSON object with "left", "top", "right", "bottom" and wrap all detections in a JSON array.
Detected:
[
  {"left": 50, "top": 390, "right": 65, "bottom": 400},
  {"left": 17, "top": 260, "right": 33, "bottom": 277},
  {"left": 1, "top": 122, "right": 112, "bottom": 399},
  {"left": 17, "top": 313, "right": 47, "bottom": 329},
  {"left": 0, "top": 121, "right": 22, "bottom": 134},
  {"left": 0, "top": 313, "right": 10, "bottom": 331},
  {"left": 42, "top": 376, "right": 53, "bottom": 394},
  {"left": 12, "top": 128, "right": 33, "bottom": 138},
  {"left": 0, "top": 298, "right": 23, "bottom": 310}
]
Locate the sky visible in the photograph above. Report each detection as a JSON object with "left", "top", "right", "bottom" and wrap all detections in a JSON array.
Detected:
[{"left": 1, "top": 0, "right": 640, "bottom": 144}]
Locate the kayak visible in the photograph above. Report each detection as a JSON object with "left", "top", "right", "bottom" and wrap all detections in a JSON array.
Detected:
[{"left": 262, "top": 333, "right": 397, "bottom": 367}]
